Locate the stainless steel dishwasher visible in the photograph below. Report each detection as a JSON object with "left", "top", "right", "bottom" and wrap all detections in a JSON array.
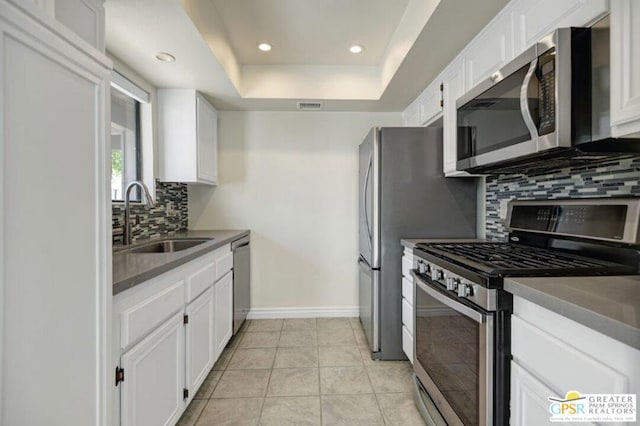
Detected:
[{"left": 232, "top": 235, "right": 250, "bottom": 334}]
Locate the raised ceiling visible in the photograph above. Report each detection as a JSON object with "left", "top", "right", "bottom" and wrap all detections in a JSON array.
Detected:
[
  {"left": 105, "top": 0, "right": 509, "bottom": 111},
  {"left": 211, "top": 0, "right": 410, "bottom": 66}
]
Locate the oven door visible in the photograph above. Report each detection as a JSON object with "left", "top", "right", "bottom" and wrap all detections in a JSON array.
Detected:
[{"left": 412, "top": 271, "right": 493, "bottom": 426}]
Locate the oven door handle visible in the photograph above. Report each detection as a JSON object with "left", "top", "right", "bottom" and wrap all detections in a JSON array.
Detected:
[{"left": 411, "top": 270, "right": 486, "bottom": 324}]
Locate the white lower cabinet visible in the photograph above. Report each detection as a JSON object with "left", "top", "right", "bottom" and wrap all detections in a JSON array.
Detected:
[
  {"left": 510, "top": 361, "right": 579, "bottom": 426},
  {"left": 120, "top": 312, "right": 185, "bottom": 426},
  {"left": 214, "top": 271, "right": 234, "bottom": 356},
  {"left": 401, "top": 247, "right": 415, "bottom": 363},
  {"left": 510, "top": 296, "right": 640, "bottom": 426},
  {"left": 185, "top": 287, "right": 216, "bottom": 402},
  {"left": 113, "top": 244, "right": 234, "bottom": 425}
]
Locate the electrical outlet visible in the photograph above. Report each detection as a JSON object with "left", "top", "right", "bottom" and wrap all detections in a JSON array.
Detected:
[{"left": 499, "top": 199, "right": 511, "bottom": 220}]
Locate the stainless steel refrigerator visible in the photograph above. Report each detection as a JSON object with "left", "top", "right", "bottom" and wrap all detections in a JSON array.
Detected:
[{"left": 358, "top": 127, "right": 477, "bottom": 360}]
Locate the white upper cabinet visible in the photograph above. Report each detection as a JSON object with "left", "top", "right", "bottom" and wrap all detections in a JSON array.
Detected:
[
  {"left": 442, "top": 59, "right": 467, "bottom": 176},
  {"left": 403, "top": 80, "right": 443, "bottom": 127},
  {"left": 610, "top": 0, "right": 640, "bottom": 138},
  {"left": 403, "top": 0, "right": 616, "bottom": 175},
  {"left": 511, "top": 0, "right": 608, "bottom": 54},
  {"left": 158, "top": 89, "right": 219, "bottom": 185},
  {"left": 25, "top": 0, "right": 105, "bottom": 51},
  {"left": 420, "top": 82, "right": 443, "bottom": 126},
  {"left": 402, "top": 102, "right": 420, "bottom": 126},
  {"left": 464, "top": 13, "right": 514, "bottom": 90}
]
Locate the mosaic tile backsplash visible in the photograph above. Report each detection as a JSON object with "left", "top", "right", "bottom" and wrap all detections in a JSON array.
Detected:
[
  {"left": 485, "top": 156, "right": 640, "bottom": 240},
  {"left": 112, "top": 180, "right": 188, "bottom": 245}
]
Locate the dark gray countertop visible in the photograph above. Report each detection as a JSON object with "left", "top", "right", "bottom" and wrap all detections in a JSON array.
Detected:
[
  {"left": 505, "top": 276, "right": 640, "bottom": 350},
  {"left": 113, "top": 229, "right": 249, "bottom": 295}
]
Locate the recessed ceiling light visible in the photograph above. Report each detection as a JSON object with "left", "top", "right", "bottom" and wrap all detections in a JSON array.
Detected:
[
  {"left": 155, "top": 52, "right": 176, "bottom": 62},
  {"left": 349, "top": 44, "right": 364, "bottom": 54},
  {"left": 258, "top": 43, "right": 272, "bottom": 52}
]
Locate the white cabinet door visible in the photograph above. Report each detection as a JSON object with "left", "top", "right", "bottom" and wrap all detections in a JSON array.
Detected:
[
  {"left": 403, "top": 103, "right": 420, "bottom": 126},
  {"left": 196, "top": 94, "right": 218, "bottom": 184},
  {"left": 465, "top": 13, "right": 513, "bottom": 90},
  {"left": 511, "top": 361, "right": 590, "bottom": 426},
  {"left": 185, "top": 287, "right": 215, "bottom": 401},
  {"left": 158, "top": 89, "right": 218, "bottom": 185},
  {"left": 1, "top": 4, "right": 111, "bottom": 425},
  {"left": 611, "top": 0, "right": 640, "bottom": 137},
  {"left": 120, "top": 313, "right": 185, "bottom": 426},
  {"left": 512, "top": 0, "right": 608, "bottom": 54},
  {"left": 420, "top": 82, "right": 443, "bottom": 125},
  {"left": 442, "top": 59, "right": 468, "bottom": 176},
  {"left": 214, "top": 271, "right": 234, "bottom": 356}
]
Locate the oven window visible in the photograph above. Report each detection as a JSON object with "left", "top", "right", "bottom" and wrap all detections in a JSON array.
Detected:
[
  {"left": 457, "top": 63, "right": 540, "bottom": 161},
  {"left": 416, "top": 285, "right": 480, "bottom": 425}
]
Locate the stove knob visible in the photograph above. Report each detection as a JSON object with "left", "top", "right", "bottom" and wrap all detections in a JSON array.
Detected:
[
  {"left": 445, "top": 276, "right": 459, "bottom": 291},
  {"left": 417, "top": 261, "right": 427, "bottom": 274},
  {"left": 431, "top": 268, "right": 443, "bottom": 281},
  {"left": 457, "top": 283, "right": 473, "bottom": 298}
]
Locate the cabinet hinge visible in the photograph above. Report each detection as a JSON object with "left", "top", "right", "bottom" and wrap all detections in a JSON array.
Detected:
[
  {"left": 183, "top": 388, "right": 189, "bottom": 399},
  {"left": 115, "top": 366, "right": 125, "bottom": 386},
  {"left": 439, "top": 83, "right": 444, "bottom": 108},
  {"left": 440, "top": 82, "right": 444, "bottom": 92},
  {"left": 183, "top": 314, "right": 189, "bottom": 325},
  {"left": 440, "top": 99, "right": 444, "bottom": 108}
]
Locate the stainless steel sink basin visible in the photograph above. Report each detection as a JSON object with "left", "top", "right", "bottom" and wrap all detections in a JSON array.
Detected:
[{"left": 116, "top": 238, "right": 212, "bottom": 254}]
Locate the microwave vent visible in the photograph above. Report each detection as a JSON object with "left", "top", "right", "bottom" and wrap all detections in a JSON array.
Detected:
[
  {"left": 471, "top": 100, "right": 497, "bottom": 109},
  {"left": 297, "top": 101, "right": 323, "bottom": 111}
]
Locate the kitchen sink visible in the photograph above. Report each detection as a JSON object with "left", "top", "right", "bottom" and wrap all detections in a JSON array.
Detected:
[{"left": 116, "top": 238, "right": 213, "bottom": 254}]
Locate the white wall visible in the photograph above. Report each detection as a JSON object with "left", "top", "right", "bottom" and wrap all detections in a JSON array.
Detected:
[{"left": 189, "top": 111, "right": 401, "bottom": 313}]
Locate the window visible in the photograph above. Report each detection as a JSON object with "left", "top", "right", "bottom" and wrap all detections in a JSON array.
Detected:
[
  {"left": 110, "top": 71, "right": 151, "bottom": 202},
  {"left": 111, "top": 88, "right": 141, "bottom": 201}
]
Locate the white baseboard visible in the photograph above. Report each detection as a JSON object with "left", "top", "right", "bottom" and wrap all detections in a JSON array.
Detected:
[{"left": 247, "top": 306, "right": 359, "bottom": 319}]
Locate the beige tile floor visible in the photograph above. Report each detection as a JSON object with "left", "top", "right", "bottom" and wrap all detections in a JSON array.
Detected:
[{"left": 177, "top": 318, "right": 426, "bottom": 426}]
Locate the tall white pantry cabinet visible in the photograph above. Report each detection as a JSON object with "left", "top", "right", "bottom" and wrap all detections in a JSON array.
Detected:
[{"left": 0, "top": 1, "right": 112, "bottom": 425}]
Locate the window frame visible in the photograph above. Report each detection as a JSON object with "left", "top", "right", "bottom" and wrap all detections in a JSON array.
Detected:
[{"left": 110, "top": 70, "right": 152, "bottom": 203}]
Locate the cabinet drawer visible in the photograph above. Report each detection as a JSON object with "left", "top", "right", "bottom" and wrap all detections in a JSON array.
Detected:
[
  {"left": 402, "top": 256, "right": 413, "bottom": 278},
  {"left": 120, "top": 280, "right": 185, "bottom": 349},
  {"left": 511, "top": 315, "right": 626, "bottom": 394},
  {"left": 215, "top": 251, "right": 233, "bottom": 281},
  {"left": 403, "top": 248, "right": 414, "bottom": 262},
  {"left": 186, "top": 261, "right": 215, "bottom": 303},
  {"left": 402, "top": 298, "right": 413, "bottom": 332},
  {"left": 402, "top": 325, "right": 413, "bottom": 364},
  {"left": 402, "top": 277, "right": 413, "bottom": 305}
]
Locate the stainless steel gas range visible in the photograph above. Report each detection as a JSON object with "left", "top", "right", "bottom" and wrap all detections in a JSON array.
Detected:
[{"left": 410, "top": 198, "right": 640, "bottom": 426}]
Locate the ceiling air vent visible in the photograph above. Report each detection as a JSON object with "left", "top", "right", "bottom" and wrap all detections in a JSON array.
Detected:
[{"left": 297, "top": 101, "right": 323, "bottom": 111}]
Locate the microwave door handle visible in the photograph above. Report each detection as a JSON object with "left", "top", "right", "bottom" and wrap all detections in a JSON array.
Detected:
[{"left": 520, "top": 58, "right": 539, "bottom": 140}]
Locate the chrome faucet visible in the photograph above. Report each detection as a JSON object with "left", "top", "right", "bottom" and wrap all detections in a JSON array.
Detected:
[{"left": 123, "top": 181, "right": 155, "bottom": 245}]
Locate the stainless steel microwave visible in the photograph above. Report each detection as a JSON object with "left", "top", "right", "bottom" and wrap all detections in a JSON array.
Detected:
[{"left": 456, "top": 23, "right": 640, "bottom": 173}]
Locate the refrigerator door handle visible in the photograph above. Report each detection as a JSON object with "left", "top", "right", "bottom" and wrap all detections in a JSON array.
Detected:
[{"left": 363, "top": 154, "right": 373, "bottom": 251}]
